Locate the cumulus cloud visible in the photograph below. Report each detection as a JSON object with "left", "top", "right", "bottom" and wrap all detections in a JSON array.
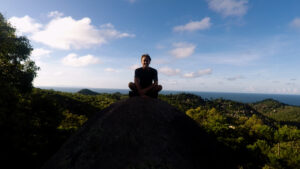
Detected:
[
  {"left": 183, "top": 68, "right": 212, "bottom": 78},
  {"left": 8, "top": 15, "right": 42, "bottom": 35},
  {"left": 31, "top": 48, "right": 51, "bottom": 60},
  {"left": 99, "top": 23, "right": 135, "bottom": 39},
  {"left": 48, "top": 11, "right": 64, "bottom": 18},
  {"left": 290, "top": 18, "right": 300, "bottom": 29},
  {"left": 9, "top": 13, "right": 135, "bottom": 50},
  {"left": 30, "top": 16, "right": 134, "bottom": 50},
  {"left": 173, "top": 17, "right": 212, "bottom": 32},
  {"left": 62, "top": 53, "right": 100, "bottom": 67},
  {"left": 159, "top": 67, "right": 181, "bottom": 76},
  {"left": 170, "top": 42, "right": 196, "bottom": 58},
  {"left": 206, "top": 0, "right": 248, "bottom": 17}
]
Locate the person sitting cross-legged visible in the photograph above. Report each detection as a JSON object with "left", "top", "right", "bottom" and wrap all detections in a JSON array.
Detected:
[{"left": 128, "top": 54, "right": 162, "bottom": 98}]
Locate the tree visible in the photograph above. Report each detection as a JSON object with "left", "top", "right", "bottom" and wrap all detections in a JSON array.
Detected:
[
  {"left": 0, "top": 13, "right": 39, "bottom": 95},
  {"left": 0, "top": 12, "right": 39, "bottom": 168}
]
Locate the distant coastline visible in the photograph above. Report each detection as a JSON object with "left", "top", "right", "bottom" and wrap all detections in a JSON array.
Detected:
[{"left": 36, "top": 86, "right": 300, "bottom": 106}]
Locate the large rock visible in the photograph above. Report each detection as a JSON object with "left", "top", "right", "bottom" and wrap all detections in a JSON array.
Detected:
[{"left": 42, "top": 97, "right": 236, "bottom": 169}]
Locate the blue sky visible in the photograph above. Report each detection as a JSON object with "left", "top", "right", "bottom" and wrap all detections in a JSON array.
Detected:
[{"left": 1, "top": 0, "right": 300, "bottom": 94}]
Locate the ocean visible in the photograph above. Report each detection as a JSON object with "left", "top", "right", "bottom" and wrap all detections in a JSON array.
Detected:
[{"left": 37, "top": 86, "right": 300, "bottom": 106}]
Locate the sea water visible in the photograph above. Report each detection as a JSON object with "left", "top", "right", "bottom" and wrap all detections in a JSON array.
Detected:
[{"left": 38, "top": 86, "right": 300, "bottom": 106}]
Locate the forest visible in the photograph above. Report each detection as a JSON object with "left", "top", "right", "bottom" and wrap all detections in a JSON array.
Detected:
[{"left": 1, "top": 12, "right": 299, "bottom": 169}]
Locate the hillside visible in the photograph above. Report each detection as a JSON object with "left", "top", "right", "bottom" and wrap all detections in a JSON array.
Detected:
[
  {"left": 2, "top": 89, "right": 299, "bottom": 169},
  {"left": 250, "top": 99, "right": 300, "bottom": 127},
  {"left": 42, "top": 97, "right": 244, "bottom": 169},
  {"left": 77, "top": 88, "right": 99, "bottom": 95}
]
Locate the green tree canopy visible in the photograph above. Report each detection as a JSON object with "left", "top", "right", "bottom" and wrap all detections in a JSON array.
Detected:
[{"left": 0, "top": 13, "right": 39, "bottom": 94}]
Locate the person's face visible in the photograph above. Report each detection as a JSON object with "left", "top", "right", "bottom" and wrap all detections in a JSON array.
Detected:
[{"left": 141, "top": 57, "right": 150, "bottom": 68}]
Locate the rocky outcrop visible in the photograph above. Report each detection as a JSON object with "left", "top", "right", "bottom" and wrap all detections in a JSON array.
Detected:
[{"left": 42, "top": 97, "right": 236, "bottom": 169}]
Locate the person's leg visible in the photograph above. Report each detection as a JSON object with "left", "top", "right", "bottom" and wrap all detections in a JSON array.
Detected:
[
  {"left": 128, "top": 82, "right": 136, "bottom": 91},
  {"left": 156, "top": 85, "right": 162, "bottom": 92}
]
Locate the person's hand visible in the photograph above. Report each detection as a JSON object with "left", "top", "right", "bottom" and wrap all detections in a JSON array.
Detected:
[
  {"left": 141, "top": 94, "right": 149, "bottom": 98},
  {"left": 139, "top": 89, "right": 146, "bottom": 96}
]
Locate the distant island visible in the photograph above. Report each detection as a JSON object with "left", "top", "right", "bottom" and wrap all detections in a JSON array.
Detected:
[
  {"left": 37, "top": 86, "right": 300, "bottom": 106},
  {"left": 77, "top": 88, "right": 99, "bottom": 95}
]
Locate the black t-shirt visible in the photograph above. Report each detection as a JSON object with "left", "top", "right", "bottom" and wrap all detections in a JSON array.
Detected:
[{"left": 135, "top": 67, "right": 158, "bottom": 89}]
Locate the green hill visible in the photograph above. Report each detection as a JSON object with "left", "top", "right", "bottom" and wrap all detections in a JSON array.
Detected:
[
  {"left": 250, "top": 99, "right": 300, "bottom": 126},
  {"left": 77, "top": 88, "right": 99, "bottom": 95}
]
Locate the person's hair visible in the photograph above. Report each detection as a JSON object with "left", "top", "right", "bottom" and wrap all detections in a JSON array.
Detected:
[{"left": 141, "top": 54, "right": 151, "bottom": 61}]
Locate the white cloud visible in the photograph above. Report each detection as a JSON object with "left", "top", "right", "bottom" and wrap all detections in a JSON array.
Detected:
[
  {"left": 100, "top": 23, "right": 115, "bottom": 29},
  {"left": 173, "top": 17, "right": 212, "bottom": 32},
  {"left": 105, "top": 68, "right": 119, "bottom": 73},
  {"left": 206, "top": 0, "right": 248, "bottom": 17},
  {"left": 290, "top": 18, "right": 300, "bottom": 29},
  {"left": 183, "top": 68, "right": 212, "bottom": 78},
  {"left": 31, "top": 48, "right": 51, "bottom": 60},
  {"left": 48, "top": 11, "right": 64, "bottom": 18},
  {"left": 30, "top": 15, "right": 134, "bottom": 50},
  {"left": 62, "top": 53, "right": 100, "bottom": 67},
  {"left": 183, "top": 72, "right": 196, "bottom": 78},
  {"left": 99, "top": 23, "right": 135, "bottom": 39},
  {"left": 159, "top": 67, "right": 181, "bottom": 76},
  {"left": 8, "top": 15, "right": 42, "bottom": 35},
  {"left": 31, "top": 17, "right": 96, "bottom": 49},
  {"left": 10, "top": 13, "right": 135, "bottom": 50},
  {"left": 170, "top": 42, "right": 196, "bottom": 58}
]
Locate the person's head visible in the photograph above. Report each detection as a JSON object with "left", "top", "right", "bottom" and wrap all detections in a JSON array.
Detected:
[{"left": 141, "top": 54, "right": 151, "bottom": 69}]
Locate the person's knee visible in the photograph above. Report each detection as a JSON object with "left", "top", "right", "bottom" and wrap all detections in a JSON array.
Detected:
[
  {"left": 128, "top": 82, "right": 136, "bottom": 90},
  {"left": 157, "top": 85, "right": 162, "bottom": 91},
  {"left": 153, "top": 85, "right": 162, "bottom": 92}
]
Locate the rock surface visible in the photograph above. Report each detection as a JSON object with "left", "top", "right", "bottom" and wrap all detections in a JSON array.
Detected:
[{"left": 42, "top": 97, "right": 235, "bottom": 169}]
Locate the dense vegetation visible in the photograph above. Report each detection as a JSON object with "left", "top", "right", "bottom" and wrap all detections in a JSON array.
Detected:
[
  {"left": 1, "top": 12, "right": 299, "bottom": 169},
  {"left": 251, "top": 99, "right": 300, "bottom": 127}
]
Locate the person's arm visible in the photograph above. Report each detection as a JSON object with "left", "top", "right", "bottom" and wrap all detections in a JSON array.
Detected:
[
  {"left": 134, "top": 77, "right": 143, "bottom": 95},
  {"left": 153, "top": 69, "right": 158, "bottom": 86},
  {"left": 134, "top": 77, "right": 155, "bottom": 96}
]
